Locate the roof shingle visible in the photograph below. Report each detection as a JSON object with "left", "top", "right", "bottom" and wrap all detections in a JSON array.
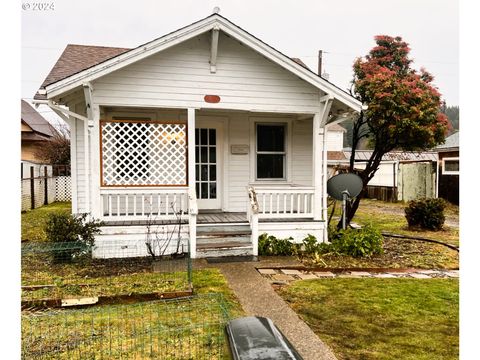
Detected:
[{"left": 34, "top": 44, "right": 130, "bottom": 100}]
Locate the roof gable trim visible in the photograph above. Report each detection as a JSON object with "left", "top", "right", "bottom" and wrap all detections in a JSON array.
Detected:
[{"left": 45, "top": 14, "right": 361, "bottom": 111}]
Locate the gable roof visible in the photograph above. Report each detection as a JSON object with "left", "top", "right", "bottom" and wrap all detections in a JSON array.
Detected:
[
  {"left": 21, "top": 100, "right": 55, "bottom": 137},
  {"left": 435, "top": 131, "right": 459, "bottom": 151},
  {"left": 34, "top": 45, "right": 130, "bottom": 100},
  {"left": 36, "top": 13, "right": 362, "bottom": 111},
  {"left": 35, "top": 45, "right": 310, "bottom": 100}
]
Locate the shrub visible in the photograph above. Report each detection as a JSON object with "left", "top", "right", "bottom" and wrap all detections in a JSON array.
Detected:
[
  {"left": 45, "top": 213, "right": 104, "bottom": 262},
  {"left": 404, "top": 198, "right": 446, "bottom": 231},
  {"left": 258, "top": 233, "right": 301, "bottom": 256},
  {"left": 328, "top": 225, "right": 384, "bottom": 258}
]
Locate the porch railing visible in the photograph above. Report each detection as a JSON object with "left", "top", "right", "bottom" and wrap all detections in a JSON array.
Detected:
[
  {"left": 100, "top": 188, "right": 189, "bottom": 221},
  {"left": 254, "top": 186, "right": 315, "bottom": 218}
]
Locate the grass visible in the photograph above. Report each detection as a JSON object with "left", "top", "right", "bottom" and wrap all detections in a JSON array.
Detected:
[
  {"left": 21, "top": 201, "right": 71, "bottom": 242},
  {"left": 22, "top": 293, "right": 233, "bottom": 359},
  {"left": 351, "top": 199, "right": 459, "bottom": 246},
  {"left": 21, "top": 202, "right": 244, "bottom": 358},
  {"left": 279, "top": 278, "right": 459, "bottom": 360}
]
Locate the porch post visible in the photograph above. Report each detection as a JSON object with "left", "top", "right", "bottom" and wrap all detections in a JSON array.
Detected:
[
  {"left": 312, "top": 112, "right": 323, "bottom": 221},
  {"left": 90, "top": 104, "right": 101, "bottom": 219},
  {"left": 187, "top": 108, "right": 197, "bottom": 258}
]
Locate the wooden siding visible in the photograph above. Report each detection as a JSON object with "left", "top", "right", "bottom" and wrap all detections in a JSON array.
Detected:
[
  {"left": 326, "top": 130, "right": 344, "bottom": 152},
  {"left": 92, "top": 32, "right": 320, "bottom": 113},
  {"left": 291, "top": 119, "right": 313, "bottom": 185}
]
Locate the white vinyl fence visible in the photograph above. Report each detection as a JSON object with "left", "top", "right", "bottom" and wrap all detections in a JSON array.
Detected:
[{"left": 21, "top": 162, "right": 71, "bottom": 211}]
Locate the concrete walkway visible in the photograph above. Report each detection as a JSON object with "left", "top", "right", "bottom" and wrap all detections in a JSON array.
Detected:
[{"left": 211, "top": 259, "right": 337, "bottom": 360}]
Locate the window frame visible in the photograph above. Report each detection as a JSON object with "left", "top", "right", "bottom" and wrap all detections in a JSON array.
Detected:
[
  {"left": 255, "top": 122, "right": 288, "bottom": 181},
  {"left": 442, "top": 156, "right": 460, "bottom": 175}
]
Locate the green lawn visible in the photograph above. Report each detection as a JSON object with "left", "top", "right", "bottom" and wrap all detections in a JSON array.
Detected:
[
  {"left": 21, "top": 202, "right": 244, "bottom": 358},
  {"left": 21, "top": 201, "right": 71, "bottom": 242},
  {"left": 279, "top": 278, "right": 458, "bottom": 360},
  {"left": 351, "top": 199, "right": 459, "bottom": 247}
]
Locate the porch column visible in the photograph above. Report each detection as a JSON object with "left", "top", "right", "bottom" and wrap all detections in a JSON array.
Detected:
[
  {"left": 312, "top": 113, "right": 323, "bottom": 221},
  {"left": 90, "top": 104, "right": 101, "bottom": 219},
  {"left": 187, "top": 108, "right": 197, "bottom": 258}
]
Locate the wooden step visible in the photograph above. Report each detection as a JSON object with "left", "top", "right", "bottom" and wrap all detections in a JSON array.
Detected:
[
  {"left": 197, "top": 236, "right": 251, "bottom": 248},
  {"left": 196, "top": 245, "right": 253, "bottom": 258},
  {"left": 197, "top": 224, "right": 251, "bottom": 234}
]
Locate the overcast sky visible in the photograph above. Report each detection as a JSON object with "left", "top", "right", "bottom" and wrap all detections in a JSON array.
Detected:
[{"left": 21, "top": 0, "right": 459, "bottom": 123}]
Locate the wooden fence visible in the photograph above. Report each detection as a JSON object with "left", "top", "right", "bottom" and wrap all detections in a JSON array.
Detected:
[{"left": 21, "top": 163, "right": 71, "bottom": 211}]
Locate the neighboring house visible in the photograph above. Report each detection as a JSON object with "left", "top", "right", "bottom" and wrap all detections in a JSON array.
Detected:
[
  {"left": 34, "top": 13, "right": 361, "bottom": 258},
  {"left": 21, "top": 99, "right": 55, "bottom": 163},
  {"left": 327, "top": 127, "right": 438, "bottom": 202},
  {"left": 435, "top": 131, "right": 459, "bottom": 205}
]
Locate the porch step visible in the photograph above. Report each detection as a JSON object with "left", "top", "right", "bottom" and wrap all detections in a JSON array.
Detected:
[{"left": 196, "top": 223, "right": 253, "bottom": 258}]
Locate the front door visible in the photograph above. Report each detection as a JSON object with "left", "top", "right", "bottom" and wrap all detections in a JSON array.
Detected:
[{"left": 195, "top": 120, "right": 223, "bottom": 210}]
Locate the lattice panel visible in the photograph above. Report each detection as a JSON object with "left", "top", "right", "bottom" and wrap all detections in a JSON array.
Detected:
[{"left": 101, "top": 121, "right": 187, "bottom": 186}]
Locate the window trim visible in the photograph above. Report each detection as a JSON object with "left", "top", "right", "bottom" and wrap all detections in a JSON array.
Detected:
[
  {"left": 250, "top": 119, "right": 292, "bottom": 182},
  {"left": 442, "top": 156, "right": 459, "bottom": 175}
]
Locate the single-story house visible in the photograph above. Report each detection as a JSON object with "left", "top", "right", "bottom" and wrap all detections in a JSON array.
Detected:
[
  {"left": 21, "top": 99, "right": 55, "bottom": 163},
  {"left": 435, "top": 131, "right": 459, "bottom": 204},
  {"left": 34, "top": 13, "right": 362, "bottom": 258}
]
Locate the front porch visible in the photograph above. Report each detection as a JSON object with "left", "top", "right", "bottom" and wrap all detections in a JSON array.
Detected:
[
  {"left": 83, "top": 104, "right": 330, "bottom": 259},
  {"left": 94, "top": 185, "right": 326, "bottom": 259}
]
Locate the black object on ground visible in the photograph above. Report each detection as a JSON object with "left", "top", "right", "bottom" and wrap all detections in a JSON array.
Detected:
[{"left": 226, "top": 316, "right": 303, "bottom": 360}]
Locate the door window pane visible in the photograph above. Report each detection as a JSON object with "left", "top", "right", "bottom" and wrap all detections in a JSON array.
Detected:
[
  {"left": 210, "top": 183, "right": 217, "bottom": 199},
  {"left": 200, "top": 129, "right": 208, "bottom": 145},
  {"left": 210, "top": 165, "right": 216, "bottom": 181},
  {"left": 209, "top": 129, "right": 216, "bottom": 145},
  {"left": 201, "top": 183, "right": 208, "bottom": 199}
]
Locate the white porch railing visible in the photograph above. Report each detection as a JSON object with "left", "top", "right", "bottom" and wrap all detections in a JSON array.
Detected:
[
  {"left": 100, "top": 188, "right": 189, "bottom": 221},
  {"left": 254, "top": 186, "right": 315, "bottom": 218}
]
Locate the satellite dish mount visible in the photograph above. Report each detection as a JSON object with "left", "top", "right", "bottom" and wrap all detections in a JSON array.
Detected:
[{"left": 327, "top": 173, "right": 363, "bottom": 229}]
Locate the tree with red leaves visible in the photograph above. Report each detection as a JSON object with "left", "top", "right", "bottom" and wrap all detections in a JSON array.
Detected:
[{"left": 341, "top": 35, "right": 449, "bottom": 228}]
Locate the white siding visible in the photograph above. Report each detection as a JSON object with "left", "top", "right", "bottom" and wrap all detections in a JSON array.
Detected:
[
  {"left": 226, "top": 113, "right": 251, "bottom": 211},
  {"left": 326, "top": 130, "right": 344, "bottom": 151},
  {"left": 291, "top": 119, "right": 313, "bottom": 185},
  {"left": 93, "top": 32, "right": 320, "bottom": 113}
]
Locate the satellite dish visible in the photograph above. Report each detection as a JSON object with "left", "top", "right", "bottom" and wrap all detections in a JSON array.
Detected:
[
  {"left": 327, "top": 173, "right": 363, "bottom": 230},
  {"left": 327, "top": 173, "right": 363, "bottom": 200}
]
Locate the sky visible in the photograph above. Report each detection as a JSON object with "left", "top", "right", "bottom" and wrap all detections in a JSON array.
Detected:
[{"left": 21, "top": 0, "right": 459, "bottom": 125}]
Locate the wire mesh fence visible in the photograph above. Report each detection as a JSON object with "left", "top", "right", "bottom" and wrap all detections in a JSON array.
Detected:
[
  {"left": 21, "top": 241, "right": 192, "bottom": 306},
  {"left": 22, "top": 294, "right": 230, "bottom": 359}
]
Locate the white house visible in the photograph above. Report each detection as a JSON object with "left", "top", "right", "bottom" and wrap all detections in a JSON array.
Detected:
[{"left": 34, "top": 13, "right": 361, "bottom": 258}]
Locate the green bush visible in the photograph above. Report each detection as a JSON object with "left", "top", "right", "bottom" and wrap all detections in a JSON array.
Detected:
[
  {"left": 258, "top": 233, "right": 301, "bottom": 256},
  {"left": 45, "top": 213, "right": 104, "bottom": 262},
  {"left": 404, "top": 198, "right": 446, "bottom": 231},
  {"left": 328, "top": 225, "right": 384, "bottom": 258}
]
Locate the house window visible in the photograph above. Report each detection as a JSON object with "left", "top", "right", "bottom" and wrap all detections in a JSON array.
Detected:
[
  {"left": 442, "top": 157, "right": 459, "bottom": 175},
  {"left": 256, "top": 124, "right": 286, "bottom": 179}
]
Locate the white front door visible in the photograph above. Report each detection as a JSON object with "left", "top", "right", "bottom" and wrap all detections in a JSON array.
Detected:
[{"left": 195, "top": 120, "right": 223, "bottom": 210}]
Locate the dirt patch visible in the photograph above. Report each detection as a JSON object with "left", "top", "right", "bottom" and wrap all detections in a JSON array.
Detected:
[{"left": 300, "top": 237, "right": 458, "bottom": 269}]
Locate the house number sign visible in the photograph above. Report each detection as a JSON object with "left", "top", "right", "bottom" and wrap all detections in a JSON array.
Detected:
[{"left": 231, "top": 144, "right": 249, "bottom": 154}]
